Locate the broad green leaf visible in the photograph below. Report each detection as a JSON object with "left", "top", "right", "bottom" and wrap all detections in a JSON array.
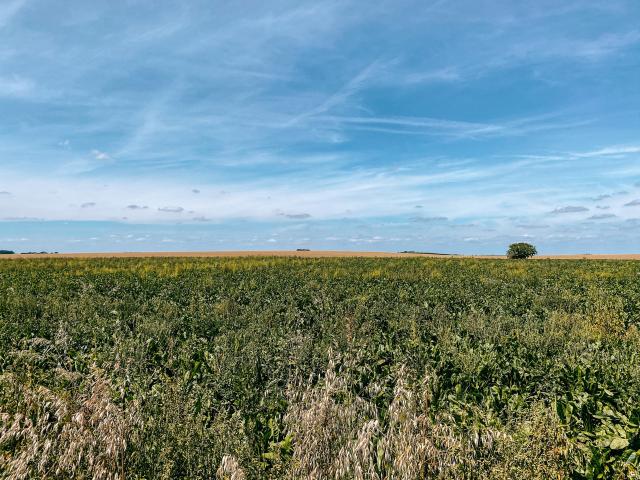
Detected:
[{"left": 609, "top": 437, "right": 629, "bottom": 450}]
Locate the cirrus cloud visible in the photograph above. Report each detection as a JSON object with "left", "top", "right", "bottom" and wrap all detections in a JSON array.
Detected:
[
  {"left": 158, "top": 206, "right": 184, "bottom": 213},
  {"left": 550, "top": 206, "right": 589, "bottom": 214}
]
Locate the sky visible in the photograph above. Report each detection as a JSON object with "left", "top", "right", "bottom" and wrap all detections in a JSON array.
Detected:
[{"left": 1, "top": 0, "right": 639, "bottom": 254}]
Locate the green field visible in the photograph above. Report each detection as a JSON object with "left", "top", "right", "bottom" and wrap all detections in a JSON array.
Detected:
[{"left": 1, "top": 257, "right": 639, "bottom": 479}]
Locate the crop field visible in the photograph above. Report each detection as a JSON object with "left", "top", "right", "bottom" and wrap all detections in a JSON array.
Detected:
[{"left": 1, "top": 257, "right": 639, "bottom": 479}]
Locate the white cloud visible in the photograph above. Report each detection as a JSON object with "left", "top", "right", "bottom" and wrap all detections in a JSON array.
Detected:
[
  {"left": 0, "top": 0, "right": 27, "bottom": 28},
  {"left": 283, "top": 59, "right": 387, "bottom": 127},
  {"left": 315, "top": 112, "right": 590, "bottom": 139},
  {"left": 0, "top": 75, "right": 34, "bottom": 97},
  {"left": 411, "top": 216, "right": 448, "bottom": 223},
  {"left": 550, "top": 206, "right": 589, "bottom": 214},
  {"left": 402, "top": 67, "right": 461, "bottom": 84},
  {"left": 92, "top": 150, "right": 111, "bottom": 161},
  {"left": 158, "top": 206, "right": 184, "bottom": 213},
  {"left": 2, "top": 142, "right": 638, "bottom": 227},
  {"left": 570, "top": 30, "right": 640, "bottom": 60},
  {"left": 572, "top": 145, "right": 640, "bottom": 158},
  {"left": 279, "top": 212, "right": 312, "bottom": 219}
]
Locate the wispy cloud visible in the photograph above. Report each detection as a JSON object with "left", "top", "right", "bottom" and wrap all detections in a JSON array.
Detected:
[
  {"left": 411, "top": 216, "right": 448, "bottom": 223},
  {"left": 0, "top": 75, "right": 34, "bottom": 97},
  {"left": 401, "top": 67, "right": 461, "bottom": 85},
  {"left": 158, "top": 206, "right": 184, "bottom": 213},
  {"left": 568, "top": 30, "right": 640, "bottom": 60},
  {"left": 516, "top": 224, "right": 549, "bottom": 229},
  {"left": 91, "top": 150, "right": 111, "bottom": 161},
  {"left": 505, "top": 30, "right": 640, "bottom": 63},
  {"left": 0, "top": 0, "right": 27, "bottom": 28},
  {"left": 572, "top": 145, "right": 640, "bottom": 158},
  {"left": 279, "top": 212, "right": 312, "bottom": 219},
  {"left": 284, "top": 59, "right": 386, "bottom": 127},
  {"left": 550, "top": 206, "right": 589, "bottom": 214},
  {"left": 315, "top": 112, "right": 590, "bottom": 139}
]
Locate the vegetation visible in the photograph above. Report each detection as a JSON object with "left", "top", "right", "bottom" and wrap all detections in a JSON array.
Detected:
[
  {"left": 399, "top": 251, "right": 451, "bottom": 255},
  {"left": 0, "top": 250, "right": 14, "bottom": 255},
  {"left": 1, "top": 256, "right": 639, "bottom": 479},
  {"left": 507, "top": 243, "right": 537, "bottom": 259}
]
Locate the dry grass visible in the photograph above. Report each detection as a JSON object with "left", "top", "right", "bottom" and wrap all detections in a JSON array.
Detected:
[
  {"left": 283, "top": 357, "right": 514, "bottom": 480},
  {"left": 284, "top": 356, "right": 378, "bottom": 479},
  {"left": 0, "top": 368, "right": 137, "bottom": 480},
  {"left": 0, "top": 250, "right": 442, "bottom": 259},
  {"left": 216, "top": 455, "right": 246, "bottom": 480}
]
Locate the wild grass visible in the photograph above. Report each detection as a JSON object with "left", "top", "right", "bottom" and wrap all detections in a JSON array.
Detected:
[{"left": 0, "top": 366, "right": 134, "bottom": 480}]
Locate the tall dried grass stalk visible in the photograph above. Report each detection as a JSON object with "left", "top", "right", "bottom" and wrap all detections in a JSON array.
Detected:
[
  {"left": 284, "top": 360, "right": 506, "bottom": 480},
  {"left": 216, "top": 454, "right": 246, "bottom": 480},
  {"left": 0, "top": 367, "right": 137, "bottom": 480},
  {"left": 284, "top": 357, "right": 377, "bottom": 479}
]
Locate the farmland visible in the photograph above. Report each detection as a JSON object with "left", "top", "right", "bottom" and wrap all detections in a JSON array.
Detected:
[{"left": 1, "top": 257, "right": 639, "bottom": 479}]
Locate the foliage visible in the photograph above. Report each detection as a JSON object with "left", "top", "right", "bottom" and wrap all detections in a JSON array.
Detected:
[
  {"left": 0, "top": 250, "right": 14, "bottom": 255},
  {"left": 1, "top": 256, "right": 639, "bottom": 479},
  {"left": 507, "top": 243, "right": 537, "bottom": 259}
]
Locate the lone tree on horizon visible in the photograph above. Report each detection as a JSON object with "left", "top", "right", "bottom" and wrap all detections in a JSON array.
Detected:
[{"left": 507, "top": 242, "right": 537, "bottom": 259}]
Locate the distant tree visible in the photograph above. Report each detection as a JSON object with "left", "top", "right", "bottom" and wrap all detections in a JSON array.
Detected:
[
  {"left": 507, "top": 243, "right": 537, "bottom": 259},
  {"left": 0, "top": 250, "right": 15, "bottom": 255}
]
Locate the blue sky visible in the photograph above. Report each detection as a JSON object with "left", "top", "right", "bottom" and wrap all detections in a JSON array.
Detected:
[{"left": 1, "top": 0, "right": 640, "bottom": 254}]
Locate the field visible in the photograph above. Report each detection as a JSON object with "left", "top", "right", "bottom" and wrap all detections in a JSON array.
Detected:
[
  {"left": 1, "top": 250, "right": 640, "bottom": 260},
  {"left": 1, "top": 257, "right": 639, "bottom": 479}
]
